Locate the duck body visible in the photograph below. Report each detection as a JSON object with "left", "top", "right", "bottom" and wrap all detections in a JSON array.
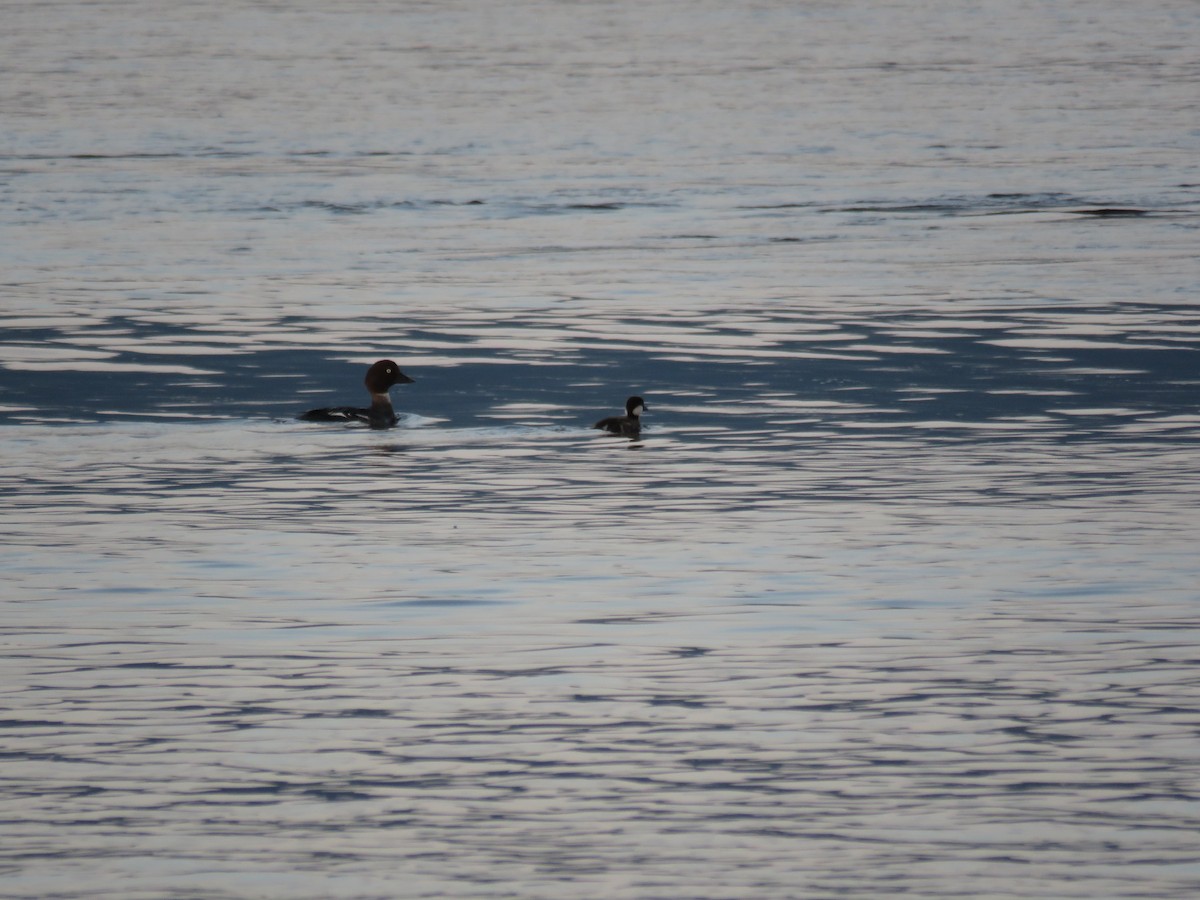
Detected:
[
  {"left": 299, "top": 359, "right": 414, "bottom": 429},
  {"left": 593, "top": 396, "right": 646, "bottom": 437}
]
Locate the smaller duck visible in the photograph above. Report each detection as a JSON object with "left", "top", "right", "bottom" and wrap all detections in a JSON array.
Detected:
[
  {"left": 299, "top": 359, "right": 414, "bottom": 429},
  {"left": 593, "top": 396, "right": 647, "bottom": 437}
]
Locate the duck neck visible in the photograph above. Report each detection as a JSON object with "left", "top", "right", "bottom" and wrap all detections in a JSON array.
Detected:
[{"left": 368, "top": 393, "right": 397, "bottom": 428}]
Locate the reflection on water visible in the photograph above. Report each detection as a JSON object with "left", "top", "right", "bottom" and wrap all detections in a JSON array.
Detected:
[
  {"left": 3, "top": 0, "right": 1200, "bottom": 896},
  {"left": 4, "top": 409, "right": 1199, "bottom": 896},
  {"left": 4, "top": 300, "right": 1199, "bottom": 440}
]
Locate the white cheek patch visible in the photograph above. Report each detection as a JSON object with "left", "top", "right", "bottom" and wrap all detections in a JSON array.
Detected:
[{"left": 632, "top": 404, "right": 644, "bottom": 417}]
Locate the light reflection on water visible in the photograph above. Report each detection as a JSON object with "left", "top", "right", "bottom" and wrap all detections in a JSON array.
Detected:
[
  {"left": 5, "top": 318, "right": 1200, "bottom": 900},
  {"left": 5, "top": 410, "right": 1199, "bottom": 892},
  {"left": 4, "top": 0, "right": 1200, "bottom": 896},
  {"left": 4, "top": 415, "right": 1195, "bottom": 897}
]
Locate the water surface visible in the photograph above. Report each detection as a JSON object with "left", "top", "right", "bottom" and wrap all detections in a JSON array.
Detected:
[{"left": 3, "top": 1, "right": 1200, "bottom": 897}]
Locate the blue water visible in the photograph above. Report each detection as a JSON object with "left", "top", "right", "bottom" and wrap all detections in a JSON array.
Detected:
[{"left": 3, "top": 1, "right": 1200, "bottom": 897}]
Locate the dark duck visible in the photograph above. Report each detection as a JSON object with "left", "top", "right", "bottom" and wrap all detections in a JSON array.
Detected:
[
  {"left": 299, "top": 359, "right": 414, "bottom": 429},
  {"left": 593, "top": 396, "right": 647, "bottom": 437}
]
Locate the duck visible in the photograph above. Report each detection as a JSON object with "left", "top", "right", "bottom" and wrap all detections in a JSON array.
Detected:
[
  {"left": 593, "top": 396, "right": 647, "bottom": 437},
  {"left": 299, "top": 359, "right": 414, "bottom": 429}
]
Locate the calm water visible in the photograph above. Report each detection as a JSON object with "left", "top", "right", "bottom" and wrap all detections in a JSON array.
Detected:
[{"left": 3, "top": 1, "right": 1200, "bottom": 897}]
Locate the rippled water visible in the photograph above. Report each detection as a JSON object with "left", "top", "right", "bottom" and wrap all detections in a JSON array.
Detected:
[{"left": 3, "top": 1, "right": 1200, "bottom": 897}]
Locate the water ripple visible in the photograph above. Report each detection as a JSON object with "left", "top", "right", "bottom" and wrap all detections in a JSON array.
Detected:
[{"left": 3, "top": 0, "right": 1200, "bottom": 895}]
